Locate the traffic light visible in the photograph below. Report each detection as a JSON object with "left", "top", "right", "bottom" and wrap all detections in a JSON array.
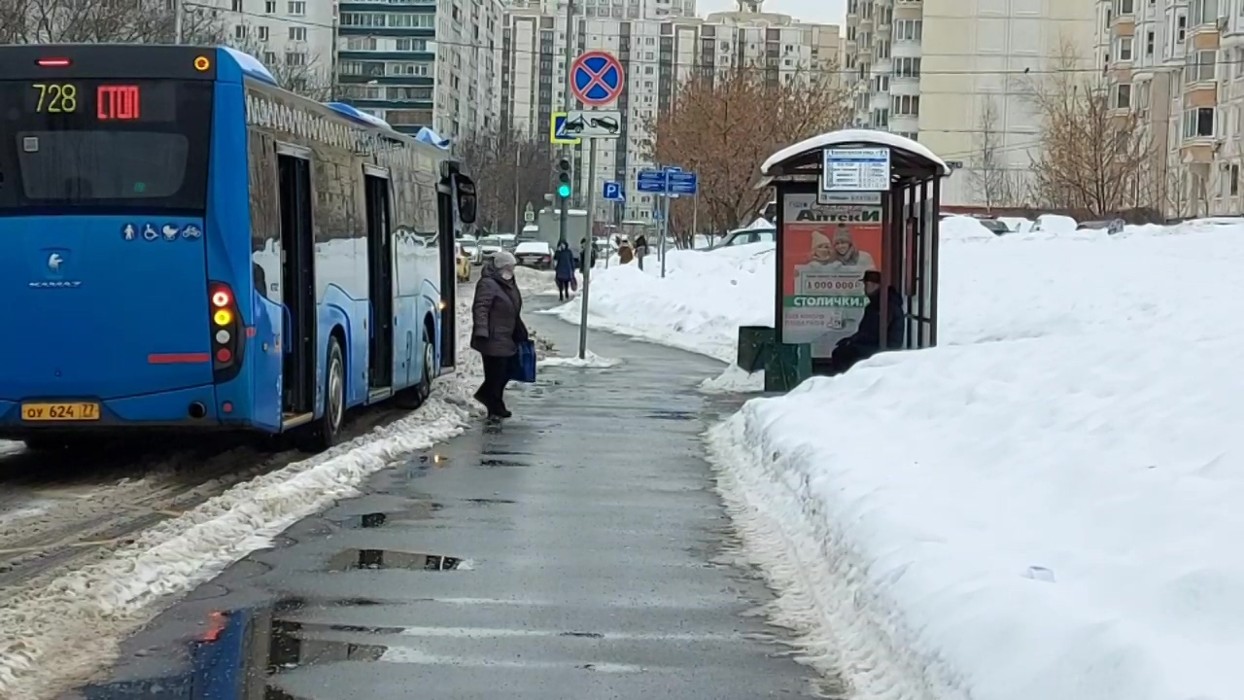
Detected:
[{"left": 556, "top": 158, "right": 572, "bottom": 199}]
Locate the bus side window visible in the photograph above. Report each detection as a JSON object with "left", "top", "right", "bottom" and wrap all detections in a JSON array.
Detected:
[{"left": 253, "top": 262, "right": 268, "bottom": 296}]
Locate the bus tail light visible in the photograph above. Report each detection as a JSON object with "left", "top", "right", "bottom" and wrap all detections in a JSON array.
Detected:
[{"left": 209, "top": 281, "right": 243, "bottom": 381}]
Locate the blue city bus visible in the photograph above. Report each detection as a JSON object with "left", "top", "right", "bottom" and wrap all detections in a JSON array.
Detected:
[{"left": 0, "top": 45, "right": 476, "bottom": 451}]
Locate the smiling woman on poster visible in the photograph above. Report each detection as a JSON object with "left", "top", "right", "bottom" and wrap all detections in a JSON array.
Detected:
[{"left": 796, "top": 225, "right": 876, "bottom": 274}]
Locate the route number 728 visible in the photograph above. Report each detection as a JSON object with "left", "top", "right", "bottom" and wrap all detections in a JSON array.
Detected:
[{"left": 32, "top": 83, "right": 78, "bottom": 113}]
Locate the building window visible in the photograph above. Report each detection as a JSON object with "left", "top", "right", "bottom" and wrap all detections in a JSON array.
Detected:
[
  {"left": 1117, "top": 37, "right": 1133, "bottom": 62},
  {"left": 1232, "top": 164, "right": 1240, "bottom": 196},
  {"left": 1185, "top": 50, "right": 1216, "bottom": 83},
  {"left": 894, "top": 19, "right": 922, "bottom": 41},
  {"left": 1189, "top": 0, "right": 1217, "bottom": 25},
  {"left": 1177, "top": 14, "right": 1187, "bottom": 42},
  {"left": 1183, "top": 107, "right": 1215, "bottom": 138},
  {"left": 1114, "top": 83, "right": 1132, "bottom": 109},
  {"left": 892, "top": 94, "right": 920, "bottom": 116},
  {"left": 1146, "top": 31, "right": 1155, "bottom": 56},
  {"left": 1116, "top": 0, "right": 1134, "bottom": 13},
  {"left": 288, "top": 27, "right": 306, "bottom": 42},
  {"left": 893, "top": 57, "right": 921, "bottom": 78}
]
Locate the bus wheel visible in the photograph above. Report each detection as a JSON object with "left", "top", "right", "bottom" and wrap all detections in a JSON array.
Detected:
[
  {"left": 396, "top": 327, "right": 434, "bottom": 410},
  {"left": 300, "top": 336, "right": 346, "bottom": 452}
]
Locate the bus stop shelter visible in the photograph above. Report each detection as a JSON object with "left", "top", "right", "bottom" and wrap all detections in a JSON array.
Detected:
[{"left": 739, "top": 130, "right": 949, "bottom": 390}]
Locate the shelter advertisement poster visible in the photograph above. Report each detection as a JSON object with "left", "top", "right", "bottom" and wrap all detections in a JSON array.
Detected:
[{"left": 780, "top": 193, "right": 884, "bottom": 356}]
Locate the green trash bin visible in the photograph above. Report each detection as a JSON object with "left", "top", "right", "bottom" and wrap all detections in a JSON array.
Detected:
[
  {"left": 764, "top": 341, "right": 812, "bottom": 392},
  {"left": 736, "top": 325, "right": 775, "bottom": 373}
]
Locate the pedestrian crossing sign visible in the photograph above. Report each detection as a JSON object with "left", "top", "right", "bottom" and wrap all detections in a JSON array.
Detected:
[{"left": 550, "top": 112, "right": 581, "bottom": 145}]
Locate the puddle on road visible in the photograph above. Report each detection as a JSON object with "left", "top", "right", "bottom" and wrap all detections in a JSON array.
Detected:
[
  {"left": 326, "top": 503, "right": 443, "bottom": 530},
  {"left": 327, "top": 548, "right": 464, "bottom": 572}
]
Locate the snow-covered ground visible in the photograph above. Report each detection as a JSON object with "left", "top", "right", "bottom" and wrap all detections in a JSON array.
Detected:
[
  {"left": 0, "top": 294, "right": 487, "bottom": 700},
  {"left": 547, "top": 242, "right": 773, "bottom": 363},
  {"left": 555, "top": 214, "right": 1244, "bottom": 698}
]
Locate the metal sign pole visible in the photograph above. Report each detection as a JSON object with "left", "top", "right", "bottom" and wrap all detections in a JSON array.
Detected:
[
  {"left": 692, "top": 190, "right": 698, "bottom": 249},
  {"left": 660, "top": 170, "right": 670, "bottom": 279},
  {"left": 578, "top": 139, "right": 597, "bottom": 360}
]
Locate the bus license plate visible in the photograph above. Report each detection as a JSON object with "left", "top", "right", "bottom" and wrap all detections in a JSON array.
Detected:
[{"left": 21, "top": 402, "right": 101, "bottom": 422}]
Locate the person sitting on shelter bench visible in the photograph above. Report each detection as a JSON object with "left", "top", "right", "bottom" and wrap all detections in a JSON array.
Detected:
[{"left": 829, "top": 270, "right": 905, "bottom": 375}]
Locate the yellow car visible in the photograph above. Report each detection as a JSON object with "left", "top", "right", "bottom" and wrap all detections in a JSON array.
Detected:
[{"left": 455, "top": 242, "right": 472, "bottom": 282}]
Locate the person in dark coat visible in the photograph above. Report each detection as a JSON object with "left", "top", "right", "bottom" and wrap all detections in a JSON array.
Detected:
[
  {"left": 634, "top": 234, "right": 649, "bottom": 270},
  {"left": 471, "top": 251, "right": 527, "bottom": 418},
  {"left": 553, "top": 241, "right": 575, "bottom": 301},
  {"left": 829, "top": 270, "right": 905, "bottom": 375}
]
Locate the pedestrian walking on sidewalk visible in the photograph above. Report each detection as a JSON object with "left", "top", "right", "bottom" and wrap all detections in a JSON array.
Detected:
[
  {"left": 553, "top": 240, "right": 575, "bottom": 301},
  {"left": 471, "top": 251, "right": 527, "bottom": 418},
  {"left": 635, "top": 234, "right": 649, "bottom": 270}
]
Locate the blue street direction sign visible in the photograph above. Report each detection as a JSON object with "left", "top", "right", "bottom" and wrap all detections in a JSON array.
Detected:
[
  {"left": 636, "top": 167, "right": 698, "bottom": 196},
  {"left": 570, "top": 51, "right": 625, "bottom": 106},
  {"left": 603, "top": 181, "right": 625, "bottom": 201},
  {"left": 636, "top": 169, "right": 666, "bottom": 193},
  {"left": 667, "top": 170, "right": 698, "bottom": 196}
]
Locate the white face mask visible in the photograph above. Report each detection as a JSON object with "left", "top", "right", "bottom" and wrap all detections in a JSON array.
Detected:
[{"left": 500, "top": 270, "right": 514, "bottom": 280}]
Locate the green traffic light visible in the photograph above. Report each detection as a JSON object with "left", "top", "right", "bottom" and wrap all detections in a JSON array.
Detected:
[{"left": 557, "top": 184, "right": 572, "bottom": 198}]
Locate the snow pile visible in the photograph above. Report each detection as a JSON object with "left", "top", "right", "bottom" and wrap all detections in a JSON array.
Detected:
[
  {"left": 514, "top": 266, "right": 556, "bottom": 295},
  {"left": 940, "top": 216, "right": 999, "bottom": 241},
  {"left": 548, "top": 242, "right": 774, "bottom": 362},
  {"left": 706, "top": 225, "right": 1244, "bottom": 700},
  {"left": 698, "top": 365, "right": 764, "bottom": 393},
  {"left": 0, "top": 297, "right": 484, "bottom": 700},
  {"left": 537, "top": 350, "right": 621, "bottom": 369}
]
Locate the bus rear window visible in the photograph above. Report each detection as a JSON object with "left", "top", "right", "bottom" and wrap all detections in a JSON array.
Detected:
[{"left": 0, "top": 80, "right": 212, "bottom": 212}]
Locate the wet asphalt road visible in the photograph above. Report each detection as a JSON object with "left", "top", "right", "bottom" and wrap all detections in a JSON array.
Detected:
[{"left": 71, "top": 294, "right": 827, "bottom": 699}]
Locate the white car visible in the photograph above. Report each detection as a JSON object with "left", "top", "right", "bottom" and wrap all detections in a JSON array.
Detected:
[
  {"left": 514, "top": 240, "right": 553, "bottom": 269},
  {"left": 477, "top": 236, "right": 505, "bottom": 261},
  {"left": 458, "top": 235, "right": 481, "bottom": 264}
]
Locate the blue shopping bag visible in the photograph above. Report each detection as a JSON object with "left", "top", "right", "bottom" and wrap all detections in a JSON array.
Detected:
[{"left": 508, "top": 339, "right": 537, "bottom": 383}]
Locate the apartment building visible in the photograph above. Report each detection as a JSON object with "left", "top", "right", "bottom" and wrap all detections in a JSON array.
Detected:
[
  {"left": 204, "top": 0, "right": 338, "bottom": 95},
  {"left": 336, "top": 0, "right": 505, "bottom": 139},
  {"left": 502, "top": 0, "right": 840, "bottom": 222},
  {"left": 844, "top": 0, "right": 1097, "bottom": 208},
  {"left": 1100, "top": 0, "right": 1244, "bottom": 218}
]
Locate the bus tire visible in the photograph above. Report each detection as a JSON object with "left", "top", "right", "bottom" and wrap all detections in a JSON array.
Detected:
[
  {"left": 300, "top": 336, "right": 346, "bottom": 452},
  {"left": 396, "top": 325, "right": 434, "bottom": 410}
]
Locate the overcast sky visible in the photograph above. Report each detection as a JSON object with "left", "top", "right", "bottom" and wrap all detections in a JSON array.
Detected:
[{"left": 696, "top": 0, "right": 845, "bottom": 24}]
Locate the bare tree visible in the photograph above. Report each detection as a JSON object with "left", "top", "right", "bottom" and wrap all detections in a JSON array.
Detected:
[
  {"left": 1027, "top": 41, "right": 1152, "bottom": 216},
  {"left": 641, "top": 62, "right": 853, "bottom": 240},
  {"left": 455, "top": 129, "right": 555, "bottom": 233},
  {"left": 970, "top": 96, "right": 1020, "bottom": 211}
]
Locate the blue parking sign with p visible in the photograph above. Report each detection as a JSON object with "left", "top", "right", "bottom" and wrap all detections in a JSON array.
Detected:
[{"left": 603, "top": 181, "right": 624, "bottom": 201}]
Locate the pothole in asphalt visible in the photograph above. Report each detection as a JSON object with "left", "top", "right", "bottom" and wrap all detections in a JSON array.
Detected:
[
  {"left": 646, "top": 409, "right": 696, "bottom": 420},
  {"left": 328, "top": 548, "right": 464, "bottom": 571},
  {"left": 464, "top": 497, "right": 516, "bottom": 505},
  {"left": 480, "top": 458, "right": 529, "bottom": 467}
]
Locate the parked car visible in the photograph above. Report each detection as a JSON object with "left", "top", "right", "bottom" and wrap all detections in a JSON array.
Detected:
[
  {"left": 459, "top": 235, "right": 481, "bottom": 264},
  {"left": 1077, "top": 218, "right": 1125, "bottom": 235},
  {"left": 515, "top": 240, "right": 553, "bottom": 269},
  {"left": 974, "top": 218, "right": 1011, "bottom": 235},
  {"left": 478, "top": 235, "right": 505, "bottom": 261},
  {"left": 709, "top": 226, "right": 775, "bottom": 249},
  {"left": 454, "top": 242, "right": 472, "bottom": 282}
]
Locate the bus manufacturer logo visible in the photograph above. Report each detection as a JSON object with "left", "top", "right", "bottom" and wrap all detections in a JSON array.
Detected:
[{"left": 31, "top": 248, "right": 81, "bottom": 289}]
